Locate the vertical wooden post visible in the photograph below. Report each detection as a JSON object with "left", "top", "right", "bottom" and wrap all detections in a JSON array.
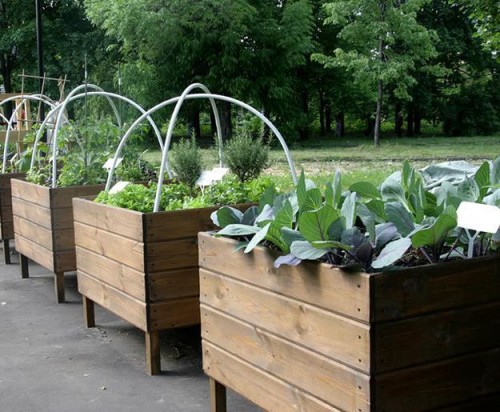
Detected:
[
  {"left": 210, "top": 378, "right": 227, "bottom": 412},
  {"left": 83, "top": 296, "right": 95, "bottom": 328},
  {"left": 3, "top": 239, "right": 10, "bottom": 264},
  {"left": 145, "top": 331, "right": 161, "bottom": 376},
  {"left": 20, "top": 253, "right": 29, "bottom": 278},
  {"left": 54, "top": 271, "right": 65, "bottom": 303}
]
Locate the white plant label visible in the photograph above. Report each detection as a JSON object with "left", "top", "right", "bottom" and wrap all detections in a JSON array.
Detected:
[
  {"left": 457, "top": 201, "right": 500, "bottom": 234},
  {"left": 103, "top": 157, "right": 123, "bottom": 171},
  {"left": 109, "top": 181, "right": 130, "bottom": 195},
  {"left": 196, "top": 167, "right": 229, "bottom": 187}
]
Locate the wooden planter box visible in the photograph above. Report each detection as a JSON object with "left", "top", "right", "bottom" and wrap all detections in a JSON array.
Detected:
[
  {"left": 0, "top": 173, "right": 25, "bottom": 264},
  {"left": 11, "top": 179, "right": 105, "bottom": 303},
  {"left": 72, "top": 197, "right": 253, "bottom": 375},
  {"left": 198, "top": 233, "right": 500, "bottom": 412}
]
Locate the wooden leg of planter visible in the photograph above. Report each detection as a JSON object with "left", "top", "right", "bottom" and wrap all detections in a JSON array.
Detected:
[
  {"left": 145, "top": 331, "right": 161, "bottom": 376},
  {"left": 3, "top": 239, "right": 11, "bottom": 264},
  {"left": 209, "top": 378, "right": 227, "bottom": 412},
  {"left": 54, "top": 272, "right": 65, "bottom": 304},
  {"left": 20, "top": 254, "right": 29, "bottom": 278},
  {"left": 83, "top": 296, "right": 95, "bottom": 328}
]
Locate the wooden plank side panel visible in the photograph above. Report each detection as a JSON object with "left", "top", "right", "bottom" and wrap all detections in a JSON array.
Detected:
[
  {"left": 50, "top": 184, "right": 105, "bottom": 208},
  {"left": 149, "top": 297, "right": 200, "bottom": 330},
  {"left": 204, "top": 342, "right": 340, "bottom": 412},
  {"left": 73, "top": 197, "right": 143, "bottom": 241},
  {"left": 0, "top": 173, "right": 26, "bottom": 190},
  {"left": 146, "top": 239, "right": 198, "bottom": 272},
  {"left": 76, "top": 246, "right": 146, "bottom": 301},
  {"left": 0, "top": 195, "right": 12, "bottom": 208},
  {"left": 1, "top": 205, "right": 13, "bottom": 218},
  {"left": 374, "top": 302, "right": 500, "bottom": 372},
  {"left": 13, "top": 215, "right": 53, "bottom": 251},
  {"left": 437, "top": 393, "right": 500, "bottom": 411},
  {"left": 51, "top": 207, "right": 75, "bottom": 230},
  {"left": 149, "top": 268, "right": 199, "bottom": 301},
  {"left": 54, "top": 250, "right": 76, "bottom": 273},
  {"left": 74, "top": 221, "right": 145, "bottom": 272},
  {"left": 372, "top": 255, "right": 500, "bottom": 321},
  {"left": 374, "top": 348, "right": 500, "bottom": 411},
  {"left": 200, "top": 269, "right": 371, "bottom": 372},
  {"left": 78, "top": 271, "right": 147, "bottom": 331},
  {"left": 0, "top": 221, "right": 14, "bottom": 240},
  {"left": 198, "top": 233, "right": 371, "bottom": 323},
  {"left": 53, "top": 228, "right": 75, "bottom": 251},
  {"left": 11, "top": 179, "right": 50, "bottom": 208},
  {"left": 201, "top": 305, "right": 371, "bottom": 412},
  {"left": 11, "top": 197, "right": 51, "bottom": 229},
  {"left": 14, "top": 233, "right": 54, "bottom": 271}
]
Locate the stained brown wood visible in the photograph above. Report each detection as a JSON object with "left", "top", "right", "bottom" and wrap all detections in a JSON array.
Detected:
[
  {"left": 374, "top": 302, "right": 500, "bottom": 372},
  {"left": 145, "top": 331, "right": 160, "bottom": 376},
  {"left": 11, "top": 197, "right": 51, "bottom": 229},
  {"left": 149, "top": 297, "right": 201, "bottom": 331},
  {"left": 11, "top": 179, "right": 51, "bottom": 207},
  {"left": 83, "top": 296, "right": 95, "bottom": 328},
  {"left": 73, "top": 197, "right": 143, "bottom": 240},
  {"left": 15, "top": 233, "right": 54, "bottom": 270},
  {"left": 20, "top": 254, "right": 29, "bottom": 278},
  {"left": 209, "top": 378, "right": 227, "bottom": 412},
  {"left": 203, "top": 341, "right": 340, "bottom": 412},
  {"left": 0, "top": 173, "right": 25, "bottom": 241},
  {"left": 54, "top": 272, "right": 65, "bottom": 303},
  {"left": 200, "top": 269, "right": 371, "bottom": 372},
  {"left": 3, "top": 239, "right": 11, "bottom": 264},
  {"left": 149, "top": 269, "right": 199, "bottom": 301},
  {"left": 374, "top": 348, "right": 500, "bottom": 411},
  {"left": 199, "top": 234, "right": 371, "bottom": 322},
  {"left": 146, "top": 239, "right": 198, "bottom": 272},
  {"left": 201, "top": 304, "right": 371, "bottom": 411},
  {"left": 199, "top": 234, "right": 500, "bottom": 412},
  {"left": 13, "top": 216, "right": 54, "bottom": 251},
  {"left": 77, "top": 271, "right": 147, "bottom": 331},
  {"left": 437, "top": 393, "right": 500, "bottom": 411},
  {"left": 51, "top": 207, "right": 75, "bottom": 230},
  {"left": 49, "top": 184, "right": 105, "bottom": 208}
]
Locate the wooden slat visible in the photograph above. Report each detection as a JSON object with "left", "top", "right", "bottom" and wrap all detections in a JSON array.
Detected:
[
  {"left": 438, "top": 393, "right": 500, "bottom": 411},
  {"left": 52, "top": 228, "right": 75, "bottom": 251},
  {"left": 201, "top": 305, "right": 370, "bottom": 412},
  {"left": 0, "top": 221, "right": 14, "bottom": 240},
  {"left": 76, "top": 246, "right": 146, "bottom": 301},
  {"left": 203, "top": 341, "right": 340, "bottom": 412},
  {"left": 199, "top": 233, "right": 371, "bottom": 323},
  {"left": 372, "top": 255, "right": 500, "bottom": 321},
  {"left": 51, "top": 207, "right": 74, "bottom": 230},
  {"left": 200, "top": 269, "right": 370, "bottom": 372},
  {"left": 11, "top": 179, "right": 50, "bottom": 207},
  {"left": 149, "top": 296, "right": 200, "bottom": 330},
  {"left": 74, "top": 221, "right": 145, "bottom": 272},
  {"left": 12, "top": 197, "right": 51, "bottom": 229},
  {"left": 14, "top": 232, "right": 54, "bottom": 271},
  {"left": 374, "top": 302, "right": 500, "bottom": 372},
  {"left": 374, "top": 348, "right": 500, "bottom": 411},
  {"left": 0, "top": 195, "right": 12, "bottom": 207},
  {"left": 1, "top": 205, "right": 13, "bottom": 218},
  {"left": 49, "top": 184, "right": 105, "bottom": 208},
  {"left": 73, "top": 197, "right": 143, "bottom": 240},
  {"left": 54, "top": 250, "right": 76, "bottom": 273},
  {"left": 0, "top": 172, "right": 25, "bottom": 190},
  {"left": 13, "top": 216, "right": 53, "bottom": 251},
  {"left": 149, "top": 268, "right": 199, "bottom": 301},
  {"left": 78, "top": 271, "right": 147, "bottom": 331},
  {"left": 146, "top": 239, "right": 198, "bottom": 272}
]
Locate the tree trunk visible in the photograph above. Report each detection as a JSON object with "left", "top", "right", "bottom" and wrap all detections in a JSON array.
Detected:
[
  {"left": 319, "top": 91, "right": 325, "bottom": 137},
  {"left": 325, "top": 102, "right": 332, "bottom": 133},
  {"left": 299, "top": 88, "right": 309, "bottom": 141},
  {"left": 374, "top": 78, "right": 383, "bottom": 146},
  {"left": 0, "top": 54, "right": 14, "bottom": 120},
  {"left": 335, "top": 112, "right": 344, "bottom": 138},
  {"left": 219, "top": 101, "right": 232, "bottom": 141},
  {"left": 395, "top": 103, "right": 403, "bottom": 137},
  {"left": 407, "top": 109, "right": 414, "bottom": 137},
  {"left": 414, "top": 111, "right": 422, "bottom": 136},
  {"left": 188, "top": 104, "right": 201, "bottom": 138}
]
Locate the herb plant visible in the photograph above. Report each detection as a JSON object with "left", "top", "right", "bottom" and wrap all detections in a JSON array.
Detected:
[{"left": 170, "top": 135, "right": 204, "bottom": 191}]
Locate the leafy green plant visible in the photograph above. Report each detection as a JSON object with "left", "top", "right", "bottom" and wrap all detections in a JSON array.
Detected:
[
  {"left": 170, "top": 135, "right": 203, "bottom": 190},
  {"left": 212, "top": 158, "right": 500, "bottom": 272},
  {"left": 224, "top": 129, "right": 269, "bottom": 183}
]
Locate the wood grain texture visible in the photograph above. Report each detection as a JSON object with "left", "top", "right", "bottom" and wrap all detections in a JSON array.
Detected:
[
  {"left": 50, "top": 207, "right": 75, "bottom": 230},
  {"left": 78, "top": 271, "right": 147, "bottom": 331},
  {"left": 148, "top": 268, "right": 199, "bottom": 301},
  {"left": 76, "top": 246, "right": 146, "bottom": 301},
  {"left": 12, "top": 196, "right": 51, "bottom": 229},
  {"left": 371, "top": 255, "right": 500, "bottom": 321},
  {"left": 203, "top": 341, "right": 340, "bottom": 412},
  {"left": 73, "top": 197, "right": 143, "bottom": 240},
  {"left": 14, "top": 233, "right": 53, "bottom": 270},
  {"left": 49, "top": 184, "right": 105, "bottom": 208},
  {"left": 0, "top": 173, "right": 25, "bottom": 190},
  {"left": 13, "top": 216, "right": 53, "bottom": 251},
  {"left": 11, "top": 179, "right": 50, "bottom": 207},
  {"left": 146, "top": 238, "right": 198, "bottom": 272},
  {"left": 201, "top": 304, "right": 370, "bottom": 412},
  {"left": 200, "top": 269, "right": 371, "bottom": 372},
  {"left": 199, "top": 233, "right": 371, "bottom": 323},
  {"left": 374, "top": 348, "right": 500, "bottom": 411},
  {"left": 149, "top": 296, "right": 201, "bottom": 330},
  {"left": 374, "top": 302, "right": 500, "bottom": 372}
]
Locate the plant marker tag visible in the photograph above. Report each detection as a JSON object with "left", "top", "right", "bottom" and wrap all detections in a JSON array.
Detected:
[
  {"left": 109, "top": 181, "right": 130, "bottom": 195},
  {"left": 103, "top": 157, "right": 123, "bottom": 171},
  {"left": 196, "top": 167, "right": 229, "bottom": 187},
  {"left": 456, "top": 201, "right": 500, "bottom": 258}
]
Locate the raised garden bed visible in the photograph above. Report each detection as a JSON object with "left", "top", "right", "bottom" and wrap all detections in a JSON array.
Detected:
[
  {"left": 73, "top": 197, "right": 253, "bottom": 375},
  {"left": 11, "top": 179, "right": 104, "bottom": 302},
  {"left": 0, "top": 172, "right": 25, "bottom": 264},
  {"left": 199, "top": 233, "right": 500, "bottom": 411}
]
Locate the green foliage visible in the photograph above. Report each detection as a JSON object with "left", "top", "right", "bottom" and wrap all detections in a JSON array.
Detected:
[
  {"left": 224, "top": 130, "right": 269, "bottom": 183},
  {"left": 170, "top": 136, "right": 204, "bottom": 190},
  {"left": 213, "top": 158, "right": 500, "bottom": 271}
]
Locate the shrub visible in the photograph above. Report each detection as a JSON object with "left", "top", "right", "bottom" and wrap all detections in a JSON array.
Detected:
[
  {"left": 224, "top": 130, "right": 269, "bottom": 183},
  {"left": 170, "top": 135, "right": 203, "bottom": 190}
]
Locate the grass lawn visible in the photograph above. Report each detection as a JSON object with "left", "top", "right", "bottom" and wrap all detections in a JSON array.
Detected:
[{"left": 143, "top": 134, "right": 500, "bottom": 188}]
